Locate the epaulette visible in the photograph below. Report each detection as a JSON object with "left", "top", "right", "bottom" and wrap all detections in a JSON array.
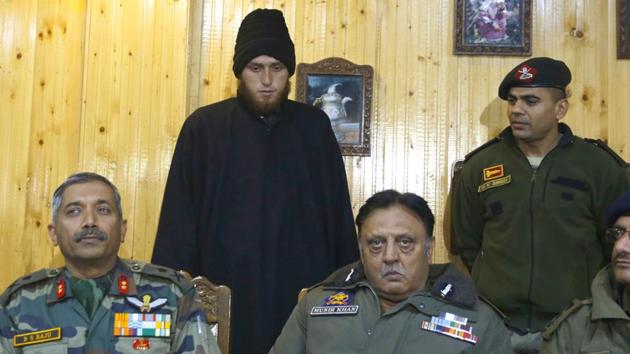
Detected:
[
  {"left": 541, "top": 298, "right": 592, "bottom": 340},
  {"left": 319, "top": 261, "right": 364, "bottom": 289},
  {"left": 126, "top": 260, "right": 191, "bottom": 291},
  {"left": 429, "top": 263, "right": 477, "bottom": 309},
  {"left": 0, "top": 268, "right": 61, "bottom": 306},
  {"left": 463, "top": 137, "right": 501, "bottom": 162},
  {"left": 479, "top": 294, "right": 507, "bottom": 320},
  {"left": 584, "top": 138, "right": 626, "bottom": 166}
]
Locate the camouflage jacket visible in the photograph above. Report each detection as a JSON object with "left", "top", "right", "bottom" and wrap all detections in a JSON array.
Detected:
[{"left": 0, "top": 258, "right": 220, "bottom": 354}]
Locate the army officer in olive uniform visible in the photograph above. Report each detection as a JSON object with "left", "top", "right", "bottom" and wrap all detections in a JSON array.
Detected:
[
  {"left": 270, "top": 190, "right": 512, "bottom": 354},
  {"left": 0, "top": 172, "right": 220, "bottom": 353}
]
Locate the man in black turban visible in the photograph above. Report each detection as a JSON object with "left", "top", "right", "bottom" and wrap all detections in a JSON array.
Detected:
[{"left": 151, "top": 8, "right": 359, "bottom": 354}]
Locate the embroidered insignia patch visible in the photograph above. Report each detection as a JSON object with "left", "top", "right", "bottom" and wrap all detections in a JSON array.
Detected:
[
  {"left": 482, "top": 165, "right": 504, "bottom": 181},
  {"left": 13, "top": 327, "right": 62, "bottom": 347},
  {"left": 113, "top": 313, "right": 171, "bottom": 337},
  {"left": 421, "top": 312, "right": 477, "bottom": 344},
  {"left": 126, "top": 294, "right": 168, "bottom": 313},
  {"left": 132, "top": 338, "right": 151, "bottom": 350},
  {"left": 118, "top": 274, "right": 129, "bottom": 295},
  {"left": 56, "top": 278, "right": 66, "bottom": 299},
  {"left": 310, "top": 291, "right": 359, "bottom": 316},
  {"left": 478, "top": 175, "right": 511, "bottom": 193}
]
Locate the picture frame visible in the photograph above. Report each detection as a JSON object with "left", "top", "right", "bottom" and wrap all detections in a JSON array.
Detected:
[
  {"left": 296, "top": 57, "right": 373, "bottom": 156},
  {"left": 618, "top": 0, "right": 630, "bottom": 59},
  {"left": 454, "top": 0, "right": 532, "bottom": 56}
]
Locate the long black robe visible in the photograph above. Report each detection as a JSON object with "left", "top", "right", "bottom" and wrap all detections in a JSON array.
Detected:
[{"left": 151, "top": 97, "right": 359, "bottom": 354}]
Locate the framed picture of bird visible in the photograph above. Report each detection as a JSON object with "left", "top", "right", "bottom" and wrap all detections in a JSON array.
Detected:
[
  {"left": 454, "top": 0, "right": 532, "bottom": 56},
  {"left": 296, "top": 57, "right": 373, "bottom": 156}
]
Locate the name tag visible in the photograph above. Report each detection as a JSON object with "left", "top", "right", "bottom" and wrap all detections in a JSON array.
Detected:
[
  {"left": 310, "top": 305, "right": 359, "bottom": 316},
  {"left": 478, "top": 175, "right": 511, "bottom": 192},
  {"left": 13, "top": 327, "right": 62, "bottom": 347}
]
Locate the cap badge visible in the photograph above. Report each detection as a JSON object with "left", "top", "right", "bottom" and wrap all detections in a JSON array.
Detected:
[{"left": 516, "top": 65, "right": 537, "bottom": 82}]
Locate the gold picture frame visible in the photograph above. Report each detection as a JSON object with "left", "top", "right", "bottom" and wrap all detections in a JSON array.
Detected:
[{"left": 296, "top": 57, "right": 373, "bottom": 156}]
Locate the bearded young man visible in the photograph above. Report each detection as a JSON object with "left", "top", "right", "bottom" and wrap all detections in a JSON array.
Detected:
[{"left": 151, "top": 8, "right": 358, "bottom": 354}]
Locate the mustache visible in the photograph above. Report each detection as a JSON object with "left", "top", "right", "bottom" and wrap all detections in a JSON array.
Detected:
[
  {"left": 614, "top": 251, "right": 630, "bottom": 262},
  {"left": 72, "top": 228, "right": 108, "bottom": 242},
  {"left": 380, "top": 264, "right": 406, "bottom": 277}
]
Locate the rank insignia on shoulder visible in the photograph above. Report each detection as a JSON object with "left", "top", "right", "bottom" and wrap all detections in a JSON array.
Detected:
[
  {"left": 126, "top": 294, "right": 167, "bottom": 313},
  {"left": 113, "top": 313, "right": 171, "bottom": 337},
  {"left": 310, "top": 291, "right": 359, "bottom": 316},
  {"left": 56, "top": 278, "right": 66, "bottom": 299},
  {"left": 439, "top": 282, "right": 454, "bottom": 299},
  {"left": 13, "top": 327, "right": 62, "bottom": 347},
  {"left": 421, "top": 312, "right": 477, "bottom": 344}
]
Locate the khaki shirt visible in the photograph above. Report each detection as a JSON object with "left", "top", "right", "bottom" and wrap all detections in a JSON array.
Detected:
[
  {"left": 541, "top": 265, "right": 630, "bottom": 354},
  {"left": 270, "top": 263, "right": 513, "bottom": 354}
]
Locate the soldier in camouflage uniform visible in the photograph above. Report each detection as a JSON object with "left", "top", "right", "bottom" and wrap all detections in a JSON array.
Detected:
[{"left": 0, "top": 172, "right": 220, "bottom": 353}]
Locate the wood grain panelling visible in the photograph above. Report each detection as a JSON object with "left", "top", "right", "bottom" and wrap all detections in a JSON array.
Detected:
[{"left": 1, "top": 0, "right": 629, "bottom": 289}]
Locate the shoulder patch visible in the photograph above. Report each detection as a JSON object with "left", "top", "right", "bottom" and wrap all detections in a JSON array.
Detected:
[
  {"left": 464, "top": 138, "right": 501, "bottom": 162},
  {"left": 542, "top": 298, "right": 592, "bottom": 340},
  {"left": 584, "top": 138, "right": 626, "bottom": 166},
  {"left": 0, "top": 268, "right": 60, "bottom": 306},
  {"left": 126, "top": 260, "right": 191, "bottom": 291}
]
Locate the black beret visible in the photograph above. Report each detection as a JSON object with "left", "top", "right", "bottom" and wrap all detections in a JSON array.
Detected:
[
  {"left": 605, "top": 192, "right": 630, "bottom": 227},
  {"left": 498, "top": 57, "right": 571, "bottom": 100},
  {"left": 233, "top": 9, "right": 295, "bottom": 77}
]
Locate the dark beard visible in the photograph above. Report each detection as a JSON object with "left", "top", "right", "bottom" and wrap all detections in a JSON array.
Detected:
[{"left": 237, "top": 80, "right": 291, "bottom": 115}]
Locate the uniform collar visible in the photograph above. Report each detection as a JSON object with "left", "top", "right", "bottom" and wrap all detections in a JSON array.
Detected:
[
  {"left": 46, "top": 258, "right": 138, "bottom": 304},
  {"left": 320, "top": 262, "right": 478, "bottom": 311},
  {"left": 590, "top": 265, "right": 630, "bottom": 321},
  {"left": 499, "top": 122, "right": 575, "bottom": 147}
]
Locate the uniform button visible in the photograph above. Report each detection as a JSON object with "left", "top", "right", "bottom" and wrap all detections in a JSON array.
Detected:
[
  {"left": 419, "top": 303, "right": 425, "bottom": 309},
  {"left": 367, "top": 329, "right": 373, "bottom": 336}
]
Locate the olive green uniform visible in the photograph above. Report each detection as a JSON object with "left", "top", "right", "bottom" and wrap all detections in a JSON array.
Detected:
[
  {"left": 541, "top": 265, "right": 630, "bottom": 354},
  {"left": 270, "top": 262, "right": 513, "bottom": 354},
  {"left": 452, "top": 123, "right": 628, "bottom": 332},
  {"left": 0, "top": 258, "right": 220, "bottom": 354}
]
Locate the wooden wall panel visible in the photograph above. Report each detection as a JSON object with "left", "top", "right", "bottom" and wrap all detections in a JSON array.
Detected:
[
  {"left": 1, "top": 0, "right": 629, "bottom": 289},
  {"left": 0, "top": 0, "right": 38, "bottom": 288},
  {"left": 80, "top": 0, "right": 189, "bottom": 262}
]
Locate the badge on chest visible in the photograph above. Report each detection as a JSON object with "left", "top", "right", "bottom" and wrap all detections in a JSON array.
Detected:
[
  {"left": 310, "top": 291, "right": 359, "bottom": 316},
  {"left": 421, "top": 312, "right": 478, "bottom": 344}
]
